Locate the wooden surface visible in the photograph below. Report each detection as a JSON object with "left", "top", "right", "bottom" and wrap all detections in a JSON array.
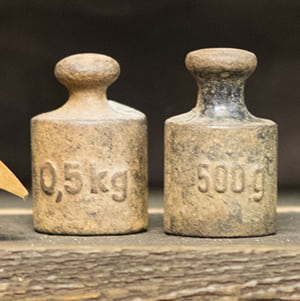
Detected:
[{"left": 0, "top": 191, "right": 300, "bottom": 300}]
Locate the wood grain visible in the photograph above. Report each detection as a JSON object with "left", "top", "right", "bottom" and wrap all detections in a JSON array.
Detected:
[
  {"left": 0, "top": 212, "right": 299, "bottom": 300},
  {"left": 0, "top": 192, "right": 300, "bottom": 300},
  {"left": 0, "top": 161, "right": 28, "bottom": 199},
  {"left": 0, "top": 246, "right": 300, "bottom": 300}
]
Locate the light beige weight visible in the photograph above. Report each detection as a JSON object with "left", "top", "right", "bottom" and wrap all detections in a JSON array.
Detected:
[
  {"left": 31, "top": 53, "right": 148, "bottom": 235},
  {"left": 164, "top": 48, "right": 277, "bottom": 237}
]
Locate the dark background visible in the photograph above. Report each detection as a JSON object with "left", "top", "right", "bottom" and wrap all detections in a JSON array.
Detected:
[{"left": 0, "top": 0, "right": 299, "bottom": 190}]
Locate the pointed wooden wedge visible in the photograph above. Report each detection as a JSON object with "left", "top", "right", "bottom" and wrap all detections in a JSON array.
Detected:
[{"left": 0, "top": 161, "right": 28, "bottom": 199}]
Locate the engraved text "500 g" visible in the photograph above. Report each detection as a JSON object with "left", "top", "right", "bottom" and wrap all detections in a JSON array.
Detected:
[{"left": 197, "top": 163, "right": 264, "bottom": 202}]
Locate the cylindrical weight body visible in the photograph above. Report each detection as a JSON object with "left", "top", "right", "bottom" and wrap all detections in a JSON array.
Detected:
[
  {"left": 31, "top": 54, "right": 147, "bottom": 234},
  {"left": 164, "top": 48, "right": 278, "bottom": 237},
  {"left": 164, "top": 120, "right": 277, "bottom": 237}
]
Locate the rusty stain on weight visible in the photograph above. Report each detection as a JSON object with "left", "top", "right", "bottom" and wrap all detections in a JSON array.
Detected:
[
  {"left": 164, "top": 48, "right": 277, "bottom": 237},
  {"left": 31, "top": 53, "right": 148, "bottom": 235}
]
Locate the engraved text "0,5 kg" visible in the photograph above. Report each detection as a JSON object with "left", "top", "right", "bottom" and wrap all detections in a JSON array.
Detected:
[{"left": 40, "top": 161, "right": 127, "bottom": 203}]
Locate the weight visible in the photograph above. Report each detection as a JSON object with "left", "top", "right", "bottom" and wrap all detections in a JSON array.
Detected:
[
  {"left": 31, "top": 53, "right": 147, "bottom": 235},
  {"left": 164, "top": 48, "right": 277, "bottom": 237}
]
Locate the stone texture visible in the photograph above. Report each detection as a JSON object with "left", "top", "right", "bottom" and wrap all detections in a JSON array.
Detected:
[
  {"left": 31, "top": 53, "right": 147, "bottom": 235},
  {"left": 164, "top": 48, "right": 277, "bottom": 237}
]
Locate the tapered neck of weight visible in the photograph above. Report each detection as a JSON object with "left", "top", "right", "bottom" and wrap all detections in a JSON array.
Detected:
[
  {"left": 61, "top": 87, "right": 112, "bottom": 113},
  {"left": 69, "top": 88, "right": 108, "bottom": 103},
  {"left": 195, "top": 78, "right": 252, "bottom": 120}
]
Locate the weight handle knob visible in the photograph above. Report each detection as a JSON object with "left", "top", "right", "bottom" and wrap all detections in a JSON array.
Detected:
[{"left": 55, "top": 53, "right": 120, "bottom": 93}]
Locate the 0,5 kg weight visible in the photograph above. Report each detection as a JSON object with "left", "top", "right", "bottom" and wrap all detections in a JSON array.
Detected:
[{"left": 31, "top": 53, "right": 147, "bottom": 235}]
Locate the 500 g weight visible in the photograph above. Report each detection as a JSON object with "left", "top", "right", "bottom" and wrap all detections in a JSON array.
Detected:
[{"left": 164, "top": 48, "right": 277, "bottom": 237}]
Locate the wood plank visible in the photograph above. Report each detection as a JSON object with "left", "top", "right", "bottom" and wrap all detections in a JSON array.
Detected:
[
  {"left": 0, "top": 191, "right": 300, "bottom": 300},
  {"left": 0, "top": 212, "right": 299, "bottom": 300}
]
